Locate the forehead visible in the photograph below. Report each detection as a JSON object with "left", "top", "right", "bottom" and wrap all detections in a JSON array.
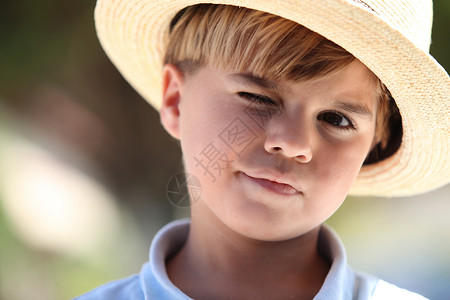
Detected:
[{"left": 309, "top": 60, "right": 379, "bottom": 98}]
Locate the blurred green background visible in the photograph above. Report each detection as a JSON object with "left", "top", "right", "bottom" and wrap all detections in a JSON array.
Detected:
[{"left": 0, "top": 1, "right": 449, "bottom": 299}]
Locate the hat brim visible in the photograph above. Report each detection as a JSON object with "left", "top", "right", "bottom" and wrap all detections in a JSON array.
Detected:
[{"left": 94, "top": 0, "right": 450, "bottom": 197}]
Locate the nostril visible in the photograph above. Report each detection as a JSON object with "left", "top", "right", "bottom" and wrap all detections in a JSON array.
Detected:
[
  {"left": 273, "top": 147, "right": 282, "bottom": 152},
  {"left": 295, "top": 154, "right": 311, "bottom": 163}
]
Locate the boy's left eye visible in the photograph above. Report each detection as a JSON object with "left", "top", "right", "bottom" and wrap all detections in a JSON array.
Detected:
[{"left": 318, "top": 111, "right": 355, "bottom": 130}]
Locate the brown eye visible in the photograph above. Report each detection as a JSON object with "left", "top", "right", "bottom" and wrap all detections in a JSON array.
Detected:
[{"left": 318, "top": 111, "right": 355, "bottom": 129}]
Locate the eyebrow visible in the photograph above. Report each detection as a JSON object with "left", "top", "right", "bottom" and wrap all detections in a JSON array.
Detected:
[
  {"left": 226, "top": 73, "right": 285, "bottom": 94},
  {"left": 334, "top": 101, "right": 374, "bottom": 119}
]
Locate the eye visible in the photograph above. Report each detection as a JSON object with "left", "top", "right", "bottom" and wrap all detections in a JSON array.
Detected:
[
  {"left": 318, "top": 111, "right": 356, "bottom": 130},
  {"left": 238, "top": 92, "right": 277, "bottom": 106}
]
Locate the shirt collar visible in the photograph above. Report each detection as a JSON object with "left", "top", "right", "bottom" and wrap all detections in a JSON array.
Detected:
[{"left": 143, "top": 219, "right": 362, "bottom": 300}]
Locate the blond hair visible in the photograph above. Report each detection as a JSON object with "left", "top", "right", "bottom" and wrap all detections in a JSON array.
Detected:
[{"left": 164, "top": 4, "right": 401, "bottom": 163}]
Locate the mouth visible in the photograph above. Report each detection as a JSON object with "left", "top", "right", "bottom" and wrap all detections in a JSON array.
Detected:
[{"left": 240, "top": 172, "right": 301, "bottom": 196}]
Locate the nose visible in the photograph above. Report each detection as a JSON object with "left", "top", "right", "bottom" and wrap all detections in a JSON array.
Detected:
[{"left": 263, "top": 115, "right": 313, "bottom": 163}]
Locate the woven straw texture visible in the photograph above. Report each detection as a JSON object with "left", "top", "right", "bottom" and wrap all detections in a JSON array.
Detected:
[{"left": 94, "top": 0, "right": 450, "bottom": 197}]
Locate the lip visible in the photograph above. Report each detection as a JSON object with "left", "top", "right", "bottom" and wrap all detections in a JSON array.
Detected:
[{"left": 240, "top": 172, "right": 301, "bottom": 196}]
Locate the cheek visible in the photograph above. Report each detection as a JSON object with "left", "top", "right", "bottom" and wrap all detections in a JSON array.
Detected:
[
  {"left": 178, "top": 95, "right": 255, "bottom": 188},
  {"left": 314, "top": 138, "right": 373, "bottom": 194},
  {"left": 302, "top": 141, "right": 371, "bottom": 222}
]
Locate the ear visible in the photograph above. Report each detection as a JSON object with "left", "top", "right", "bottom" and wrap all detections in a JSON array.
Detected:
[{"left": 160, "top": 64, "right": 184, "bottom": 140}]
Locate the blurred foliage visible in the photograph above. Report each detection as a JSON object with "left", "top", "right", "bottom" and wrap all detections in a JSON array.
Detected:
[
  {"left": 0, "top": 0, "right": 99, "bottom": 94},
  {"left": 0, "top": 201, "right": 123, "bottom": 300},
  {"left": 431, "top": 0, "right": 450, "bottom": 70}
]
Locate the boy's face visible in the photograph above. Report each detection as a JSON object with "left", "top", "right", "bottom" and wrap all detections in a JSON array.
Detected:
[{"left": 161, "top": 60, "right": 379, "bottom": 241}]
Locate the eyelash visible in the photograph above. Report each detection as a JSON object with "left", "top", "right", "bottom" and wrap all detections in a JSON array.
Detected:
[
  {"left": 238, "top": 92, "right": 356, "bottom": 131},
  {"left": 238, "top": 92, "right": 277, "bottom": 106}
]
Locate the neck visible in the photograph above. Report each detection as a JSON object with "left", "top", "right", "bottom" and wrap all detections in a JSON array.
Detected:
[{"left": 167, "top": 208, "right": 330, "bottom": 300}]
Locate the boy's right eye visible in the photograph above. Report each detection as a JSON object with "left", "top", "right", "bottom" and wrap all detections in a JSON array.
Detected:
[{"left": 238, "top": 92, "right": 277, "bottom": 106}]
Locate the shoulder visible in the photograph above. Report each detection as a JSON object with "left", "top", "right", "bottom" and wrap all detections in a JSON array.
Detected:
[
  {"left": 73, "top": 220, "right": 191, "bottom": 300},
  {"left": 371, "top": 279, "right": 429, "bottom": 300},
  {"left": 73, "top": 274, "right": 144, "bottom": 300},
  {"left": 351, "top": 272, "right": 428, "bottom": 300}
]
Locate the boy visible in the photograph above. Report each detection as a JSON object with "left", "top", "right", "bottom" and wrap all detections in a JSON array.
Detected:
[{"left": 77, "top": 0, "right": 449, "bottom": 299}]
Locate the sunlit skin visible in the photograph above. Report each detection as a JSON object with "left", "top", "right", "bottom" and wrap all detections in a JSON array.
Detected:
[{"left": 160, "top": 60, "right": 379, "bottom": 299}]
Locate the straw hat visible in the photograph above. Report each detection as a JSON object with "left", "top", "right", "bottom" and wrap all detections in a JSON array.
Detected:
[{"left": 94, "top": 0, "right": 449, "bottom": 197}]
